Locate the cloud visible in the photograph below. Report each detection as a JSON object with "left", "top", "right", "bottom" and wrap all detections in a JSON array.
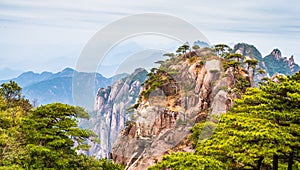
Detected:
[{"left": 0, "top": 0, "right": 300, "bottom": 72}]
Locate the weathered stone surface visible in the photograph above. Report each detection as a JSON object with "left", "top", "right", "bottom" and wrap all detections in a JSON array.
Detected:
[
  {"left": 111, "top": 57, "right": 244, "bottom": 169},
  {"left": 211, "top": 90, "right": 227, "bottom": 115},
  {"left": 79, "top": 68, "right": 148, "bottom": 159}
]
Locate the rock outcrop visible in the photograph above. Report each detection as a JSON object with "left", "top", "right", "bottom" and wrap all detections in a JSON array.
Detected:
[
  {"left": 263, "top": 49, "right": 300, "bottom": 76},
  {"left": 287, "top": 55, "right": 300, "bottom": 73},
  {"left": 271, "top": 49, "right": 282, "bottom": 60},
  {"left": 111, "top": 50, "right": 247, "bottom": 169},
  {"left": 79, "top": 68, "right": 148, "bottom": 158}
]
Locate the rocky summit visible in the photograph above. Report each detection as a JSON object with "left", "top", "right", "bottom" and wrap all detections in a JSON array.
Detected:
[{"left": 110, "top": 47, "right": 251, "bottom": 169}]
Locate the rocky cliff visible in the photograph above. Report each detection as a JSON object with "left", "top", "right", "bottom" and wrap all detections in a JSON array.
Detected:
[
  {"left": 79, "top": 68, "right": 148, "bottom": 158},
  {"left": 111, "top": 48, "right": 250, "bottom": 169}
]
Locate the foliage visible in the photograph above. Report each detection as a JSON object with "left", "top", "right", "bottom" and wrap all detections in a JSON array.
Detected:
[
  {"left": 140, "top": 68, "right": 176, "bottom": 99},
  {"left": 245, "top": 59, "right": 258, "bottom": 71},
  {"left": 192, "top": 45, "right": 200, "bottom": 50},
  {"left": 20, "top": 103, "right": 96, "bottom": 169},
  {"left": 213, "top": 44, "right": 231, "bottom": 58},
  {"left": 126, "top": 103, "right": 140, "bottom": 113},
  {"left": 0, "top": 81, "right": 21, "bottom": 103},
  {"left": 97, "top": 159, "right": 124, "bottom": 170},
  {"left": 148, "top": 152, "right": 225, "bottom": 170},
  {"left": 163, "top": 53, "right": 175, "bottom": 58},
  {"left": 222, "top": 60, "right": 241, "bottom": 70},
  {"left": 235, "top": 75, "right": 251, "bottom": 93},
  {"left": 0, "top": 81, "right": 32, "bottom": 111},
  {"left": 176, "top": 44, "right": 190, "bottom": 55},
  {"left": 188, "top": 56, "right": 197, "bottom": 63},
  {"left": 258, "top": 69, "right": 266, "bottom": 75},
  {"left": 152, "top": 71, "right": 300, "bottom": 170},
  {"left": 0, "top": 82, "right": 123, "bottom": 169},
  {"left": 197, "top": 71, "right": 300, "bottom": 169},
  {"left": 225, "top": 53, "right": 245, "bottom": 62},
  {"left": 190, "top": 121, "right": 217, "bottom": 146}
]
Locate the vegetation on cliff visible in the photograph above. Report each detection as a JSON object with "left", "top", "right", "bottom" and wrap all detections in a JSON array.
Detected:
[
  {"left": 150, "top": 71, "right": 300, "bottom": 169},
  {"left": 112, "top": 42, "right": 300, "bottom": 170}
]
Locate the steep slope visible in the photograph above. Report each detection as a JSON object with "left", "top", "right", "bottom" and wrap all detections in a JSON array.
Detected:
[
  {"left": 79, "top": 68, "right": 148, "bottom": 159},
  {"left": 111, "top": 48, "right": 250, "bottom": 169}
]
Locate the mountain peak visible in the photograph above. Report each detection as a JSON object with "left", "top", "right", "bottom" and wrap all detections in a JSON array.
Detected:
[
  {"left": 132, "top": 68, "right": 147, "bottom": 75},
  {"left": 53, "top": 67, "right": 75, "bottom": 78},
  {"left": 193, "top": 40, "right": 210, "bottom": 48},
  {"left": 271, "top": 48, "right": 282, "bottom": 60},
  {"left": 289, "top": 55, "right": 295, "bottom": 64},
  {"left": 18, "top": 71, "right": 35, "bottom": 77},
  {"left": 61, "top": 67, "right": 75, "bottom": 73},
  {"left": 287, "top": 55, "right": 299, "bottom": 72},
  {"left": 232, "top": 43, "right": 263, "bottom": 61}
]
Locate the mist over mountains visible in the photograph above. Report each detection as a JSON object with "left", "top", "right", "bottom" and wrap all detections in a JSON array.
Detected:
[
  {"left": 0, "top": 67, "right": 128, "bottom": 106},
  {"left": 0, "top": 42, "right": 299, "bottom": 108}
]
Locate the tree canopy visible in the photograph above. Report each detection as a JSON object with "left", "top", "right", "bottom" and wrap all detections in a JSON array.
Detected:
[{"left": 0, "top": 81, "right": 123, "bottom": 170}]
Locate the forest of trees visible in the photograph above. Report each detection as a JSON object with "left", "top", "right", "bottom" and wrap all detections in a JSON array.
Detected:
[
  {"left": 0, "top": 81, "right": 123, "bottom": 169},
  {"left": 150, "top": 71, "right": 300, "bottom": 169}
]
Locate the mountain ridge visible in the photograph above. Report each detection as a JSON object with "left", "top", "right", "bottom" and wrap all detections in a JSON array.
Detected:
[{"left": 0, "top": 67, "right": 128, "bottom": 106}]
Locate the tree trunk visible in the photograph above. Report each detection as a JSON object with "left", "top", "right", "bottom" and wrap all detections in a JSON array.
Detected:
[
  {"left": 257, "top": 157, "right": 264, "bottom": 169},
  {"left": 288, "top": 151, "right": 294, "bottom": 170},
  {"left": 250, "top": 68, "right": 255, "bottom": 87},
  {"left": 273, "top": 154, "right": 278, "bottom": 170}
]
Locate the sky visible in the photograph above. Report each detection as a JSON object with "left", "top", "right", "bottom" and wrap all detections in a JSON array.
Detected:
[{"left": 0, "top": 0, "right": 300, "bottom": 78}]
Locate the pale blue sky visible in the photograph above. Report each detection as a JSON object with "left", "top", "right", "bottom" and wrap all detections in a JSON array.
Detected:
[{"left": 0, "top": 0, "right": 299, "bottom": 77}]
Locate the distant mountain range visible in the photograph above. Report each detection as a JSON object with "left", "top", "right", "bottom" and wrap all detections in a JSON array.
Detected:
[
  {"left": 0, "top": 68, "right": 128, "bottom": 106},
  {"left": 1, "top": 43, "right": 299, "bottom": 109},
  {"left": 232, "top": 43, "right": 300, "bottom": 77}
]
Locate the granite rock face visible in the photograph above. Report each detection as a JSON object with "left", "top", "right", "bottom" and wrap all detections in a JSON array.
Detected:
[
  {"left": 79, "top": 68, "right": 148, "bottom": 158},
  {"left": 111, "top": 52, "right": 245, "bottom": 169}
]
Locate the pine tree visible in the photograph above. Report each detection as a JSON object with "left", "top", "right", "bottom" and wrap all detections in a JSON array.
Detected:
[
  {"left": 198, "top": 72, "right": 300, "bottom": 169},
  {"left": 20, "top": 103, "right": 97, "bottom": 169},
  {"left": 151, "top": 71, "right": 300, "bottom": 170}
]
